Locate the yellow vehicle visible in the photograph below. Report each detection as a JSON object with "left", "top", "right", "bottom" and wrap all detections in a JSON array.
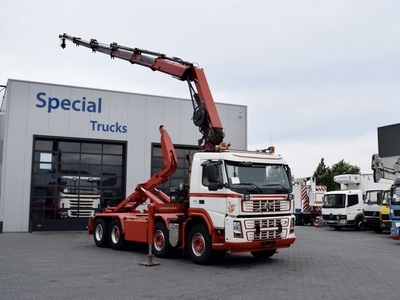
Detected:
[{"left": 380, "top": 189, "right": 391, "bottom": 232}]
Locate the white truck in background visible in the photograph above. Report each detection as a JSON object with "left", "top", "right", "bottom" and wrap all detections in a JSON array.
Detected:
[
  {"left": 292, "top": 177, "right": 326, "bottom": 226},
  {"left": 57, "top": 176, "right": 101, "bottom": 218},
  {"left": 321, "top": 174, "right": 390, "bottom": 231}
]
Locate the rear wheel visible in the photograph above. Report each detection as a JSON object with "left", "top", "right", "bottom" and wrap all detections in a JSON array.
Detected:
[
  {"left": 188, "top": 224, "right": 214, "bottom": 265},
  {"left": 153, "top": 222, "right": 172, "bottom": 258},
  {"left": 94, "top": 218, "right": 109, "bottom": 247},
  {"left": 109, "top": 219, "right": 124, "bottom": 250},
  {"left": 251, "top": 249, "right": 276, "bottom": 259}
]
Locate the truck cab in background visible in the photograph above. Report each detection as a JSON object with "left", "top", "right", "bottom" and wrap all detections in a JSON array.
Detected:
[
  {"left": 57, "top": 176, "right": 101, "bottom": 218},
  {"left": 321, "top": 174, "right": 390, "bottom": 231},
  {"left": 363, "top": 189, "right": 384, "bottom": 233},
  {"left": 389, "top": 179, "right": 400, "bottom": 239},
  {"left": 379, "top": 188, "right": 391, "bottom": 232},
  {"left": 292, "top": 177, "right": 326, "bottom": 226}
]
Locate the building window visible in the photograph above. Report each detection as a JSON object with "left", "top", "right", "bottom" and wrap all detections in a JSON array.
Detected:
[{"left": 151, "top": 144, "right": 199, "bottom": 195}]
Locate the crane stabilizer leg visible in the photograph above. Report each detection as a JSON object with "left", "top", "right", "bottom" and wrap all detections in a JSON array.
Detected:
[{"left": 139, "top": 204, "right": 160, "bottom": 266}]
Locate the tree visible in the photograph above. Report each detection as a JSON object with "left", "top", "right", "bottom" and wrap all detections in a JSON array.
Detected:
[{"left": 313, "top": 158, "right": 360, "bottom": 191}]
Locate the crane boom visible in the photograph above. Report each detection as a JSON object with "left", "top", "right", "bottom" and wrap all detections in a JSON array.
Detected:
[{"left": 59, "top": 33, "right": 224, "bottom": 151}]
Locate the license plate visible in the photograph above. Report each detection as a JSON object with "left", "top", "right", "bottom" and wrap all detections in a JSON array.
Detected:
[{"left": 260, "top": 241, "right": 276, "bottom": 248}]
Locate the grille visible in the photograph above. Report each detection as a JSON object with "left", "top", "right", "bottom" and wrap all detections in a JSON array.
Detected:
[
  {"left": 244, "top": 219, "right": 286, "bottom": 241},
  {"left": 69, "top": 199, "right": 97, "bottom": 208},
  {"left": 364, "top": 211, "right": 380, "bottom": 217},
  {"left": 322, "top": 214, "right": 338, "bottom": 220},
  {"left": 394, "top": 210, "right": 400, "bottom": 217},
  {"left": 243, "top": 199, "right": 290, "bottom": 212},
  {"left": 381, "top": 214, "right": 390, "bottom": 221},
  {"left": 68, "top": 210, "right": 94, "bottom": 217}
]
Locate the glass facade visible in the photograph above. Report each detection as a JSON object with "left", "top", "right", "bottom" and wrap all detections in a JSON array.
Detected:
[{"left": 30, "top": 137, "right": 126, "bottom": 231}]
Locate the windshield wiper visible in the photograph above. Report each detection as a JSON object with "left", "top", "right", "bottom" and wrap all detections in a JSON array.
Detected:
[
  {"left": 238, "top": 183, "right": 263, "bottom": 193},
  {"left": 263, "top": 183, "right": 289, "bottom": 193}
]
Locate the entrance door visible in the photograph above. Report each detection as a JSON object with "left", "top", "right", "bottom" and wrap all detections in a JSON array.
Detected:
[{"left": 30, "top": 137, "right": 126, "bottom": 231}]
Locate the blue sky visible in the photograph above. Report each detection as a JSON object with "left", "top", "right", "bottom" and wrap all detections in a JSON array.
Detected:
[{"left": 1, "top": 0, "right": 400, "bottom": 178}]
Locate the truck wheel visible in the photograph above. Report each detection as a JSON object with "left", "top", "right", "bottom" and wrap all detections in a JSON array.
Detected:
[
  {"left": 94, "top": 218, "right": 109, "bottom": 247},
  {"left": 333, "top": 226, "right": 342, "bottom": 231},
  {"left": 355, "top": 218, "right": 365, "bottom": 231},
  {"left": 153, "top": 222, "right": 171, "bottom": 258},
  {"left": 188, "top": 224, "right": 214, "bottom": 265},
  {"left": 374, "top": 227, "right": 383, "bottom": 233},
  {"left": 251, "top": 249, "right": 276, "bottom": 259},
  {"left": 109, "top": 219, "right": 124, "bottom": 250}
]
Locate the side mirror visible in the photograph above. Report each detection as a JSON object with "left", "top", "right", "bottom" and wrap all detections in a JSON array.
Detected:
[{"left": 208, "top": 182, "right": 219, "bottom": 191}]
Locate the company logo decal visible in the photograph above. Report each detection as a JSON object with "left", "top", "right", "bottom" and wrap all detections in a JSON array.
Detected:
[{"left": 228, "top": 201, "right": 237, "bottom": 213}]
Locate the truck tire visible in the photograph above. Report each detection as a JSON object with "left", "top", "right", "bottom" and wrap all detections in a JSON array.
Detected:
[
  {"left": 188, "top": 224, "right": 214, "bottom": 265},
  {"left": 109, "top": 219, "right": 124, "bottom": 250},
  {"left": 94, "top": 218, "right": 109, "bottom": 248},
  {"left": 333, "top": 226, "right": 342, "bottom": 231},
  {"left": 153, "top": 222, "right": 171, "bottom": 258},
  {"left": 251, "top": 249, "right": 276, "bottom": 259},
  {"left": 355, "top": 218, "right": 365, "bottom": 231},
  {"left": 374, "top": 227, "right": 383, "bottom": 233}
]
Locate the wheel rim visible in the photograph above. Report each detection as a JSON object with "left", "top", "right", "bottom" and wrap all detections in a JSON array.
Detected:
[
  {"left": 111, "top": 226, "right": 120, "bottom": 244},
  {"left": 154, "top": 230, "right": 165, "bottom": 251},
  {"left": 191, "top": 233, "right": 205, "bottom": 256},
  {"left": 95, "top": 224, "right": 103, "bottom": 242}
]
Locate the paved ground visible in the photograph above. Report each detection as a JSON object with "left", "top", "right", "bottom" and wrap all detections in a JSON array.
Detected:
[{"left": 1, "top": 225, "right": 399, "bottom": 300}]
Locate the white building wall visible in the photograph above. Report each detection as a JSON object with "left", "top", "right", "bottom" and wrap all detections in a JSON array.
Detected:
[{"left": 0, "top": 79, "right": 247, "bottom": 232}]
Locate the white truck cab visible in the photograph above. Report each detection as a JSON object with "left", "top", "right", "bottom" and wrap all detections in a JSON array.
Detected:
[
  {"left": 321, "top": 174, "right": 388, "bottom": 231},
  {"left": 57, "top": 176, "right": 101, "bottom": 218}
]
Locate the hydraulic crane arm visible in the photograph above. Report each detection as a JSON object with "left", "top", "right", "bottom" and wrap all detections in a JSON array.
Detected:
[
  {"left": 59, "top": 33, "right": 224, "bottom": 151},
  {"left": 371, "top": 154, "right": 400, "bottom": 182}
]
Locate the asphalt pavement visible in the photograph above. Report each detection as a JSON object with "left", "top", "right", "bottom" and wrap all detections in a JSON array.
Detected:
[{"left": 1, "top": 225, "right": 399, "bottom": 300}]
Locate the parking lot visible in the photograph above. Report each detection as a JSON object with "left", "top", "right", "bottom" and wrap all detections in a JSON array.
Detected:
[{"left": 1, "top": 225, "right": 400, "bottom": 300}]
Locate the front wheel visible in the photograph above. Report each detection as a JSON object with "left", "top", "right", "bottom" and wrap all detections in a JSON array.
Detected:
[
  {"left": 355, "top": 218, "right": 365, "bottom": 231},
  {"left": 188, "top": 224, "right": 214, "bottom": 265},
  {"left": 109, "top": 219, "right": 124, "bottom": 250},
  {"left": 94, "top": 218, "right": 109, "bottom": 248},
  {"left": 251, "top": 249, "right": 276, "bottom": 259}
]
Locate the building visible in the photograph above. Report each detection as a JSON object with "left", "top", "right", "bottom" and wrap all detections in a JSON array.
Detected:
[{"left": 0, "top": 79, "right": 247, "bottom": 232}]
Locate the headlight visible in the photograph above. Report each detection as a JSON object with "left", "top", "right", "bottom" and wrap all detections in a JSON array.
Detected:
[
  {"left": 233, "top": 221, "right": 243, "bottom": 238},
  {"left": 290, "top": 218, "right": 295, "bottom": 233}
]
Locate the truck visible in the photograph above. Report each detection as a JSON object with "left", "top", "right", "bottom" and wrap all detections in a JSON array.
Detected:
[
  {"left": 321, "top": 174, "right": 389, "bottom": 231},
  {"left": 59, "top": 33, "right": 296, "bottom": 265},
  {"left": 57, "top": 176, "right": 101, "bottom": 218},
  {"left": 371, "top": 154, "right": 400, "bottom": 239},
  {"left": 292, "top": 177, "right": 326, "bottom": 226},
  {"left": 379, "top": 188, "right": 391, "bottom": 232}
]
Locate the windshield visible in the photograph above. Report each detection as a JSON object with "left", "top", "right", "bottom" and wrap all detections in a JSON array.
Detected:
[
  {"left": 61, "top": 177, "right": 101, "bottom": 195},
  {"left": 363, "top": 190, "right": 382, "bottom": 205},
  {"left": 225, "top": 161, "right": 291, "bottom": 194},
  {"left": 382, "top": 190, "right": 391, "bottom": 205},
  {"left": 323, "top": 194, "right": 346, "bottom": 208},
  {"left": 392, "top": 187, "right": 400, "bottom": 204}
]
